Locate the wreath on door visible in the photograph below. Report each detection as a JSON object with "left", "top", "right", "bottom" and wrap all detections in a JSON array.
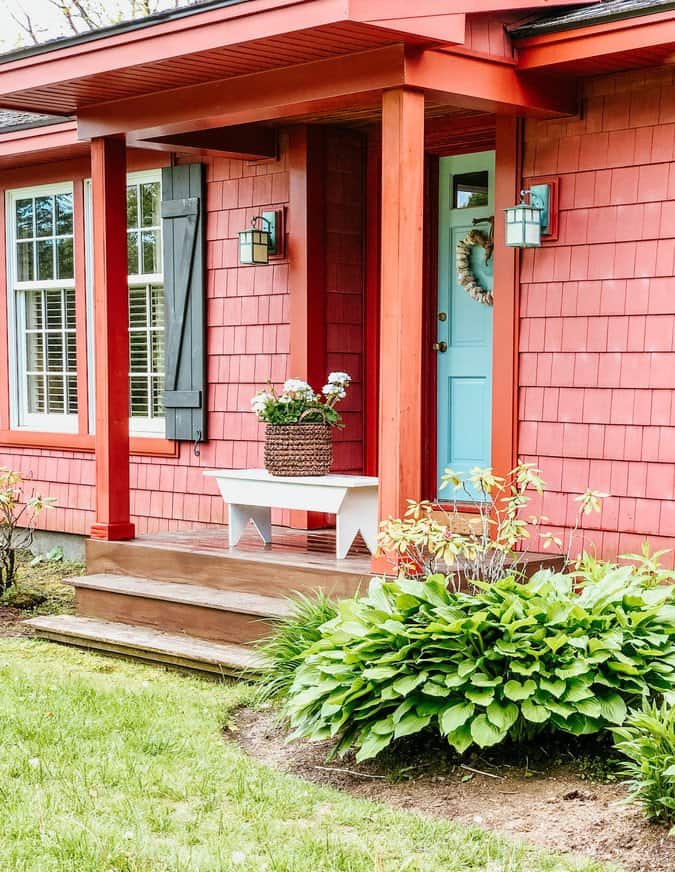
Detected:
[{"left": 456, "top": 217, "right": 494, "bottom": 306}]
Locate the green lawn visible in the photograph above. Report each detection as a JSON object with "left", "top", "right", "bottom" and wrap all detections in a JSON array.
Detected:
[{"left": 0, "top": 639, "right": 614, "bottom": 872}]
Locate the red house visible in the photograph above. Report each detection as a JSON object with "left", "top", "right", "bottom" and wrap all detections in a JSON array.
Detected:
[{"left": 1, "top": 0, "right": 674, "bottom": 668}]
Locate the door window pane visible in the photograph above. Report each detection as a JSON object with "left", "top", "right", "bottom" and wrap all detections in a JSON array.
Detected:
[{"left": 453, "top": 171, "right": 489, "bottom": 209}]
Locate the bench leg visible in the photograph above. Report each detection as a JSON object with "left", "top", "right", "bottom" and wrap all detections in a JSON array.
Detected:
[
  {"left": 229, "top": 504, "right": 272, "bottom": 548},
  {"left": 336, "top": 489, "right": 379, "bottom": 560}
]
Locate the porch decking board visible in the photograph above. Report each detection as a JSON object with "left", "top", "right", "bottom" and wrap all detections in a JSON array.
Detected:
[
  {"left": 86, "top": 527, "right": 374, "bottom": 599},
  {"left": 24, "top": 616, "right": 265, "bottom": 675}
]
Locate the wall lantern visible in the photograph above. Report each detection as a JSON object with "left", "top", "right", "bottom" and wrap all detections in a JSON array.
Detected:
[
  {"left": 504, "top": 189, "right": 543, "bottom": 248},
  {"left": 238, "top": 210, "right": 282, "bottom": 265}
]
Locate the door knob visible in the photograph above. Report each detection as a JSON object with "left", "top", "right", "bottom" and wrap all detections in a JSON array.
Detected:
[{"left": 433, "top": 341, "right": 448, "bottom": 353}]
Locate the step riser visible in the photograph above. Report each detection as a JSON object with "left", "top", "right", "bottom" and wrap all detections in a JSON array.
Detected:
[
  {"left": 86, "top": 540, "right": 367, "bottom": 598},
  {"left": 75, "top": 589, "right": 276, "bottom": 645}
]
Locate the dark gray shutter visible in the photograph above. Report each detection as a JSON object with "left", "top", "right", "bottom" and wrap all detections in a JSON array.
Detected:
[{"left": 161, "top": 163, "right": 206, "bottom": 442}]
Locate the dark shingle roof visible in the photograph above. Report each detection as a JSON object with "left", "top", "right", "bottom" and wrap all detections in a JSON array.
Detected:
[
  {"left": 510, "top": 0, "right": 675, "bottom": 39},
  {"left": 0, "top": 109, "right": 69, "bottom": 133}
]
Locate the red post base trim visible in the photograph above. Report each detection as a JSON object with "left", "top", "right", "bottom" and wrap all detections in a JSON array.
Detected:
[{"left": 90, "top": 522, "right": 136, "bottom": 541}]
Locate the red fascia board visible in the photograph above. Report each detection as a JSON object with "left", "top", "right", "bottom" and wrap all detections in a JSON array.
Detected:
[
  {"left": 0, "top": 120, "right": 78, "bottom": 156},
  {"left": 405, "top": 48, "right": 578, "bottom": 117},
  {"left": 515, "top": 10, "right": 675, "bottom": 70},
  {"left": 349, "top": 0, "right": 582, "bottom": 15}
]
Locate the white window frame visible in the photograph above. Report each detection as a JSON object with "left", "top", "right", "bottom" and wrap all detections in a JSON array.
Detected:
[
  {"left": 6, "top": 181, "right": 78, "bottom": 433},
  {"left": 85, "top": 169, "right": 166, "bottom": 438}
]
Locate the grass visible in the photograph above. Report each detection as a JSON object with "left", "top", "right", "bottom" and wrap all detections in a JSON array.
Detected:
[{"left": 0, "top": 639, "right": 616, "bottom": 872}]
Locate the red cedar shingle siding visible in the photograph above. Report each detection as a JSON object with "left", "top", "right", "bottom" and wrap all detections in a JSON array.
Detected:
[{"left": 519, "top": 66, "right": 675, "bottom": 562}]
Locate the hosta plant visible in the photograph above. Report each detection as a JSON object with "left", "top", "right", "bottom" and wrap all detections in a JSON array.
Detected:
[
  {"left": 613, "top": 700, "right": 675, "bottom": 829},
  {"left": 285, "top": 567, "right": 675, "bottom": 762},
  {"left": 377, "top": 462, "right": 605, "bottom": 582}
]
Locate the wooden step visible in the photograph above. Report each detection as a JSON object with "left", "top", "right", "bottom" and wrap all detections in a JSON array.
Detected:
[
  {"left": 24, "top": 615, "right": 265, "bottom": 675},
  {"left": 86, "top": 537, "right": 370, "bottom": 599},
  {"left": 67, "top": 574, "right": 293, "bottom": 645}
]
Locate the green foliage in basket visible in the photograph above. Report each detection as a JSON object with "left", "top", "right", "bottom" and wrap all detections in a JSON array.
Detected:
[
  {"left": 251, "top": 374, "right": 350, "bottom": 427},
  {"left": 613, "top": 699, "right": 675, "bottom": 829},
  {"left": 285, "top": 568, "right": 675, "bottom": 762}
]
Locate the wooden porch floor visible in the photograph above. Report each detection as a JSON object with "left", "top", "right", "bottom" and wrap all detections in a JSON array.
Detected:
[{"left": 137, "top": 525, "right": 375, "bottom": 576}]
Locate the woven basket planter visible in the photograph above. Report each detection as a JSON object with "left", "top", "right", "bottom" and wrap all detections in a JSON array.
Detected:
[{"left": 264, "top": 423, "right": 333, "bottom": 476}]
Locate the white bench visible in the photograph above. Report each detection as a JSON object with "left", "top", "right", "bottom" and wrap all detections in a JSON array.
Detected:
[{"left": 203, "top": 469, "right": 379, "bottom": 559}]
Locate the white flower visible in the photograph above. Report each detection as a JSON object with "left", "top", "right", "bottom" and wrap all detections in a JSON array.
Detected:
[
  {"left": 327, "top": 371, "right": 351, "bottom": 386},
  {"left": 283, "top": 378, "right": 312, "bottom": 395},
  {"left": 28, "top": 757, "right": 40, "bottom": 768},
  {"left": 231, "top": 852, "right": 246, "bottom": 865},
  {"left": 251, "top": 391, "right": 273, "bottom": 415},
  {"left": 323, "top": 384, "right": 346, "bottom": 399}
]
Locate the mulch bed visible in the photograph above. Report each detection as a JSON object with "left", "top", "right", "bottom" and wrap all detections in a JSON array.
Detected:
[{"left": 232, "top": 706, "right": 675, "bottom": 872}]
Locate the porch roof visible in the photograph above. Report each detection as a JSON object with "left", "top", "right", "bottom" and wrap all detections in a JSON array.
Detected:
[{"left": 0, "top": 0, "right": 584, "bottom": 134}]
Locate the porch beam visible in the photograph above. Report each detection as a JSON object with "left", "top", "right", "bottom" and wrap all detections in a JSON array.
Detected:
[
  {"left": 376, "top": 87, "right": 425, "bottom": 538},
  {"left": 138, "top": 124, "right": 277, "bottom": 160},
  {"left": 405, "top": 48, "right": 579, "bottom": 117},
  {"left": 77, "top": 41, "right": 576, "bottom": 143},
  {"left": 89, "top": 136, "right": 134, "bottom": 542}
]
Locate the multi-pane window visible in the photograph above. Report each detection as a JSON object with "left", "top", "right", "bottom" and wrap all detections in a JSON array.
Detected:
[
  {"left": 8, "top": 185, "right": 77, "bottom": 431},
  {"left": 126, "top": 172, "right": 165, "bottom": 435}
]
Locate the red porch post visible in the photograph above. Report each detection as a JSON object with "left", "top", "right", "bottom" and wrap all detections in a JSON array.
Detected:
[
  {"left": 373, "top": 88, "right": 425, "bottom": 567},
  {"left": 89, "top": 136, "right": 135, "bottom": 541}
]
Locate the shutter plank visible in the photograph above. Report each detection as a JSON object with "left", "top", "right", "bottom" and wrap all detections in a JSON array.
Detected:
[{"left": 162, "top": 164, "right": 206, "bottom": 442}]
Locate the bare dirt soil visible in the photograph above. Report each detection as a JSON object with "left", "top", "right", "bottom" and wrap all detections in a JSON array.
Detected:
[{"left": 233, "top": 706, "right": 675, "bottom": 872}]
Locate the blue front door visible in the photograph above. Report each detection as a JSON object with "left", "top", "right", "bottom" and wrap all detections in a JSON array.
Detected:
[{"left": 436, "top": 151, "right": 495, "bottom": 499}]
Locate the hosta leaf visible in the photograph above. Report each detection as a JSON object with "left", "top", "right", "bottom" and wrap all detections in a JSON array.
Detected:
[
  {"left": 446, "top": 723, "right": 473, "bottom": 755},
  {"left": 393, "top": 712, "right": 432, "bottom": 739},
  {"left": 486, "top": 700, "right": 519, "bottom": 731},
  {"left": 597, "top": 692, "right": 627, "bottom": 725},
  {"left": 392, "top": 672, "right": 427, "bottom": 696},
  {"left": 555, "top": 661, "right": 589, "bottom": 679},
  {"left": 371, "top": 716, "right": 395, "bottom": 735},
  {"left": 439, "top": 701, "right": 475, "bottom": 735},
  {"left": 465, "top": 686, "right": 495, "bottom": 706},
  {"left": 510, "top": 660, "right": 540, "bottom": 677},
  {"left": 504, "top": 679, "right": 537, "bottom": 701},
  {"left": 422, "top": 680, "right": 451, "bottom": 697},
  {"left": 471, "top": 673, "right": 502, "bottom": 687},
  {"left": 576, "top": 698, "right": 602, "bottom": 718},
  {"left": 539, "top": 676, "right": 566, "bottom": 698},
  {"left": 355, "top": 731, "right": 392, "bottom": 761},
  {"left": 363, "top": 666, "right": 399, "bottom": 681},
  {"left": 470, "top": 714, "right": 508, "bottom": 748},
  {"left": 521, "top": 699, "right": 551, "bottom": 724},
  {"left": 458, "top": 660, "right": 478, "bottom": 678}
]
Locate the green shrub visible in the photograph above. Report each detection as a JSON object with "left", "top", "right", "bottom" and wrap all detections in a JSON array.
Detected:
[
  {"left": 255, "top": 590, "right": 337, "bottom": 702},
  {"left": 613, "top": 700, "right": 675, "bottom": 828},
  {"left": 285, "top": 568, "right": 675, "bottom": 761}
]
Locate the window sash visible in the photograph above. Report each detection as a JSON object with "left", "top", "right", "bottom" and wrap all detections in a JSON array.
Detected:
[{"left": 6, "top": 183, "right": 78, "bottom": 433}]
